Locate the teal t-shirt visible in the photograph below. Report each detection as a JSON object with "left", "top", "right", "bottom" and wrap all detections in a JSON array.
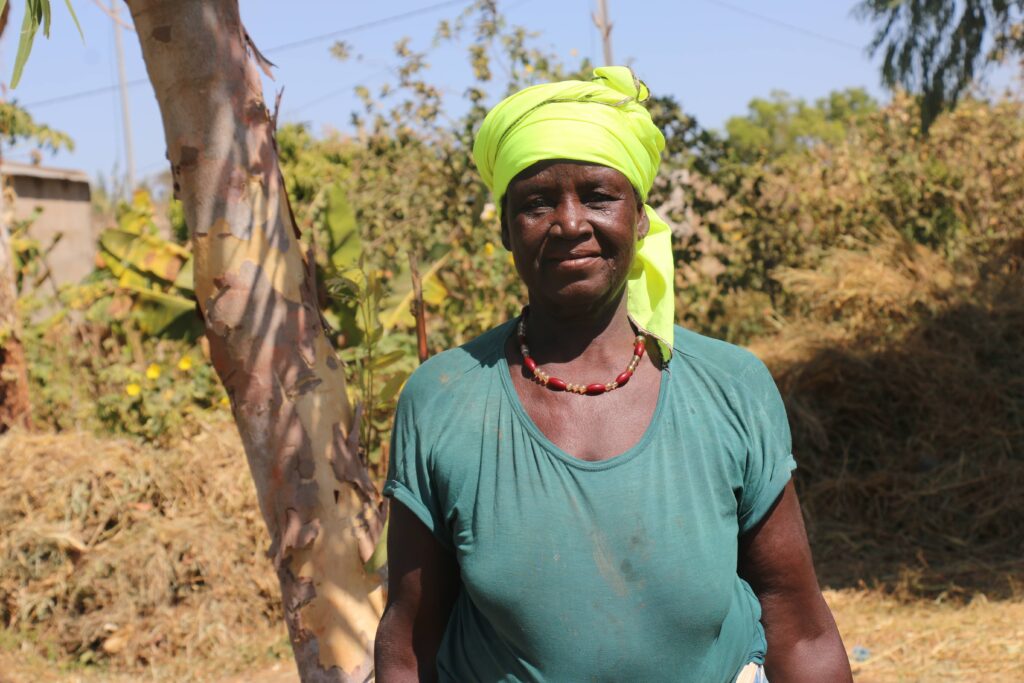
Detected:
[{"left": 384, "top": 321, "right": 796, "bottom": 683}]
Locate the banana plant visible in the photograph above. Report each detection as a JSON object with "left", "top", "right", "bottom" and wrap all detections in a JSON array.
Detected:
[{"left": 71, "top": 191, "right": 202, "bottom": 338}]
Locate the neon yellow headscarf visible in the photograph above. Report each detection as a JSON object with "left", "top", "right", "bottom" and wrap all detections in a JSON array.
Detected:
[{"left": 473, "top": 66, "right": 675, "bottom": 357}]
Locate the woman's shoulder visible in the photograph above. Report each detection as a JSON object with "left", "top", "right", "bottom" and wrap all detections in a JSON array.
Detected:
[
  {"left": 669, "top": 324, "right": 772, "bottom": 389},
  {"left": 398, "top": 320, "right": 514, "bottom": 407}
]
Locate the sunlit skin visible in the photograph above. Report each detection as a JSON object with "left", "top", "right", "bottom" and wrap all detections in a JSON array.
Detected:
[
  {"left": 374, "top": 161, "right": 852, "bottom": 683},
  {"left": 500, "top": 160, "right": 662, "bottom": 463},
  {"left": 501, "top": 159, "right": 649, "bottom": 316}
]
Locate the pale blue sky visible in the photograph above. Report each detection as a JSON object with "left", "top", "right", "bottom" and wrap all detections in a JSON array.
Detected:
[{"left": 4, "top": 1, "right": 886, "bottom": 184}]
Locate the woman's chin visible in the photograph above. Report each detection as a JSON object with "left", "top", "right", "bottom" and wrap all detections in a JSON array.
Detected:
[{"left": 534, "top": 280, "right": 621, "bottom": 312}]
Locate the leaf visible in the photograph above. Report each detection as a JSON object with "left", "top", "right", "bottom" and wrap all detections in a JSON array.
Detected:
[
  {"left": 172, "top": 255, "right": 194, "bottom": 293},
  {"left": 122, "top": 284, "right": 197, "bottom": 337},
  {"left": 40, "top": 0, "right": 50, "bottom": 36},
  {"left": 324, "top": 185, "right": 362, "bottom": 269},
  {"left": 64, "top": 0, "right": 83, "bottom": 40},
  {"left": 99, "top": 229, "right": 188, "bottom": 284},
  {"left": 363, "top": 519, "right": 388, "bottom": 575},
  {"left": 11, "top": 0, "right": 42, "bottom": 88},
  {"left": 377, "top": 370, "right": 410, "bottom": 405},
  {"left": 369, "top": 349, "right": 405, "bottom": 371},
  {"left": 379, "top": 252, "right": 450, "bottom": 332}
]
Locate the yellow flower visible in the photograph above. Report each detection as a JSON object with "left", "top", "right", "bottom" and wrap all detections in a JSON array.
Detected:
[
  {"left": 523, "top": 63, "right": 534, "bottom": 74},
  {"left": 145, "top": 363, "right": 161, "bottom": 380},
  {"left": 125, "top": 383, "right": 141, "bottom": 397},
  {"left": 484, "top": 242, "right": 496, "bottom": 257},
  {"left": 177, "top": 356, "right": 193, "bottom": 372},
  {"left": 480, "top": 203, "right": 496, "bottom": 222},
  {"left": 220, "top": 396, "right": 230, "bottom": 406},
  {"left": 507, "top": 252, "right": 515, "bottom": 266}
]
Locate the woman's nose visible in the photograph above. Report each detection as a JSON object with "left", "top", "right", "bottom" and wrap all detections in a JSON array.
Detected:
[{"left": 550, "top": 197, "right": 590, "bottom": 239}]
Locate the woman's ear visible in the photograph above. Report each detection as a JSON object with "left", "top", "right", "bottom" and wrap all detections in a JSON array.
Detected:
[
  {"left": 500, "top": 196, "right": 512, "bottom": 250},
  {"left": 636, "top": 194, "right": 650, "bottom": 240}
]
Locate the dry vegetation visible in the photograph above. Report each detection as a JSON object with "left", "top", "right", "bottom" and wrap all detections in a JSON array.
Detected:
[
  {"left": 2, "top": 232, "right": 1021, "bottom": 681},
  {"left": 1, "top": 425, "right": 1022, "bottom": 682},
  {"left": 752, "top": 231, "right": 1024, "bottom": 599},
  {"left": 0, "top": 426, "right": 290, "bottom": 681}
]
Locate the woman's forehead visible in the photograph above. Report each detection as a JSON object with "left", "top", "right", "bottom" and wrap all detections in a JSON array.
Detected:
[{"left": 507, "top": 160, "right": 630, "bottom": 190}]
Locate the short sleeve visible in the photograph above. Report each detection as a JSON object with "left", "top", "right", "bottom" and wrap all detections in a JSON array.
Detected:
[
  {"left": 382, "top": 389, "right": 453, "bottom": 551},
  {"left": 735, "top": 357, "right": 797, "bottom": 535}
]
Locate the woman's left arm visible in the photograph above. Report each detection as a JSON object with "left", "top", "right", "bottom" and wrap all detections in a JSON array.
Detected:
[{"left": 738, "top": 481, "right": 852, "bottom": 683}]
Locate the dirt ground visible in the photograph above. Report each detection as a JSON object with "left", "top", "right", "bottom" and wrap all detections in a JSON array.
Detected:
[{"left": 1, "top": 588, "right": 1021, "bottom": 682}]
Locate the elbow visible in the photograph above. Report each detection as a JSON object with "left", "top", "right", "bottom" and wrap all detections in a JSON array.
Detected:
[
  {"left": 761, "top": 591, "right": 852, "bottom": 683},
  {"left": 374, "top": 606, "right": 437, "bottom": 683}
]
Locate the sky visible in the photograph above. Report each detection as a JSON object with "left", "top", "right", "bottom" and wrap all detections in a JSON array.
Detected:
[{"left": 2, "top": 0, "right": 887, "bottom": 186}]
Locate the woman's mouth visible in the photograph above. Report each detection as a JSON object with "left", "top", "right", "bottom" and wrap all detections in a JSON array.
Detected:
[{"left": 549, "top": 254, "right": 600, "bottom": 271}]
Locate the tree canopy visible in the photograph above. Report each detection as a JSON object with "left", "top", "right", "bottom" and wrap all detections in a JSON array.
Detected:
[{"left": 857, "top": 0, "right": 1024, "bottom": 131}]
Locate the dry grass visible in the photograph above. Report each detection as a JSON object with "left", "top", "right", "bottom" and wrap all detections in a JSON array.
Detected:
[
  {"left": 827, "top": 588, "right": 1024, "bottom": 681},
  {"left": 751, "top": 231, "right": 1024, "bottom": 597},
  {"left": 0, "top": 423, "right": 290, "bottom": 680}
]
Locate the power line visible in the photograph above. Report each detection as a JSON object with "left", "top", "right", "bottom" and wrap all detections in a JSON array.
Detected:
[
  {"left": 696, "top": 0, "right": 863, "bottom": 52},
  {"left": 285, "top": 66, "right": 394, "bottom": 117},
  {"left": 23, "top": 0, "right": 475, "bottom": 109},
  {"left": 23, "top": 79, "right": 148, "bottom": 108},
  {"left": 267, "top": 0, "right": 469, "bottom": 54}
]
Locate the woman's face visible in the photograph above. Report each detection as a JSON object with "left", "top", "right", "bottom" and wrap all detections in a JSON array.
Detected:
[{"left": 501, "top": 160, "right": 649, "bottom": 312}]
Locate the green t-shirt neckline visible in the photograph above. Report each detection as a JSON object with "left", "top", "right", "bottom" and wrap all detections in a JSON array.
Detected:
[{"left": 494, "top": 333, "right": 672, "bottom": 472}]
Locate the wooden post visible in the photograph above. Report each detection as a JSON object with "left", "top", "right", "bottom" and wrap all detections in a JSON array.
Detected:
[{"left": 593, "top": 0, "right": 614, "bottom": 66}]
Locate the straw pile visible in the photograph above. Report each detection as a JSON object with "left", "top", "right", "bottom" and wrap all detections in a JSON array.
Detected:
[
  {"left": 750, "top": 231, "right": 1024, "bottom": 595},
  {"left": 0, "top": 422, "right": 285, "bottom": 675}
]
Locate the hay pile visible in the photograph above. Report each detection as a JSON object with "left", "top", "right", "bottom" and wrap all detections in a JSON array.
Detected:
[
  {"left": 750, "top": 231, "right": 1024, "bottom": 594},
  {"left": 0, "top": 423, "right": 285, "bottom": 675}
]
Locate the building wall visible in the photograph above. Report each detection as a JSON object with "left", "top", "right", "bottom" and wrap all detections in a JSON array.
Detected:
[{"left": 7, "top": 173, "right": 94, "bottom": 288}]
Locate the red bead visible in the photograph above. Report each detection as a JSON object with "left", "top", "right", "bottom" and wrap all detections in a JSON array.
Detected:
[
  {"left": 547, "top": 377, "right": 567, "bottom": 391},
  {"left": 615, "top": 370, "right": 633, "bottom": 386},
  {"left": 524, "top": 357, "right": 537, "bottom": 373},
  {"left": 585, "top": 383, "right": 607, "bottom": 395},
  {"left": 633, "top": 342, "right": 646, "bottom": 357}
]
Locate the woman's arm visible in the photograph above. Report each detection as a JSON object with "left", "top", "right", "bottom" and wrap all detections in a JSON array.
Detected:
[
  {"left": 375, "top": 501, "right": 461, "bottom": 683},
  {"left": 738, "top": 481, "right": 852, "bottom": 683}
]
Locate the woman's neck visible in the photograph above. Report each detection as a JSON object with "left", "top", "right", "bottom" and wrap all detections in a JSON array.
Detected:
[{"left": 522, "top": 294, "right": 637, "bottom": 366}]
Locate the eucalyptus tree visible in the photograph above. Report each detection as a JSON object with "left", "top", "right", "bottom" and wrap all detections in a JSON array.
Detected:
[
  {"left": 3, "top": 0, "right": 386, "bottom": 678},
  {"left": 122, "top": 2, "right": 385, "bottom": 679},
  {"left": 858, "top": 0, "right": 1024, "bottom": 131}
]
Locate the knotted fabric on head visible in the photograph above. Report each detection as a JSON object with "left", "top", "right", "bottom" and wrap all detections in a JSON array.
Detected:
[{"left": 473, "top": 66, "right": 675, "bottom": 357}]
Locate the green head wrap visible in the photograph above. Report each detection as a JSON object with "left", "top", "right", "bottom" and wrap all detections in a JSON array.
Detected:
[{"left": 473, "top": 66, "right": 675, "bottom": 357}]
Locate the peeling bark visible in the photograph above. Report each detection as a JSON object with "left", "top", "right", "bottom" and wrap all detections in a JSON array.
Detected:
[{"left": 125, "top": 2, "right": 384, "bottom": 679}]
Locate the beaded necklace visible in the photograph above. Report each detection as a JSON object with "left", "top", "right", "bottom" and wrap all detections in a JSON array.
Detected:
[{"left": 517, "top": 307, "right": 645, "bottom": 395}]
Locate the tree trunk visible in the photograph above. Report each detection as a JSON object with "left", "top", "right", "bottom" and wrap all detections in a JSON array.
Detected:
[
  {"left": 0, "top": 215, "right": 31, "bottom": 433},
  {"left": 125, "top": 2, "right": 384, "bottom": 680}
]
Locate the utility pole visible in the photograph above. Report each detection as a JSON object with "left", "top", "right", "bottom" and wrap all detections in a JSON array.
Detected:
[
  {"left": 110, "top": 0, "right": 136, "bottom": 193},
  {"left": 593, "top": 0, "right": 614, "bottom": 66}
]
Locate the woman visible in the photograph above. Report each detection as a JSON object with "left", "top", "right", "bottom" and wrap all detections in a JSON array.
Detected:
[{"left": 375, "top": 67, "right": 851, "bottom": 682}]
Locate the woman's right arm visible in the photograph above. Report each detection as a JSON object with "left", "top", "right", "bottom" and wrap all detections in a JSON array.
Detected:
[{"left": 375, "top": 500, "right": 461, "bottom": 683}]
